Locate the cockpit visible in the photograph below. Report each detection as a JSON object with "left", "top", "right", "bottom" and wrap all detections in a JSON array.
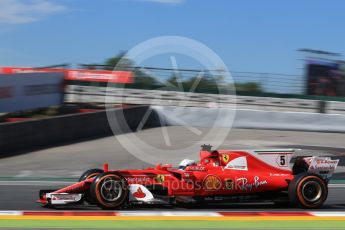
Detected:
[{"left": 178, "top": 144, "right": 230, "bottom": 170}]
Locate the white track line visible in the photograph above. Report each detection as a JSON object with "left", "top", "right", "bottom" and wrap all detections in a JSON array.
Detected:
[
  {"left": 328, "top": 184, "right": 345, "bottom": 188},
  {"left": 117, "top": 211, "right": 222, "bottom": 216},
  {"left": 0, "top": 211, "right": 23, "bottom": 216},
  {"left": 311, "top": 212, "right": 345, "bottom": 217}
]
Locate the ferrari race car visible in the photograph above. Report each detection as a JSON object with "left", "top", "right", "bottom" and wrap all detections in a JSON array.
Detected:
[{"left": 38, "top": 145, "right": 339, "bottom": 209}]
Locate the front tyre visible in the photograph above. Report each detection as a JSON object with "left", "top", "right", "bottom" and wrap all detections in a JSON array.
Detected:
[
  {"left": 90, "top": 172, "right": 128, "bottom": 209},
  {"left": 288, "top": 173, "right": 328, "bottom": 209},
  {"left": 79, "top": 169, "right": 104, "bottom": 204},
  {"left": 79, "top": 169, "right": 104, "bottom": 182}
]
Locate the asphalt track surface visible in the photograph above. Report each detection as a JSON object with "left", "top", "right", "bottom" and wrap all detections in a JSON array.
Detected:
[
  {"left": 0, "top": 184, "right": 344, "bottom": 211},
  {"left": 0, "top": 127, "right": 345, "bottom": 211}
]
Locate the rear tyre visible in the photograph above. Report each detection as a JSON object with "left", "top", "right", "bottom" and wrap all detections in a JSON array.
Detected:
[
  {"left": 90, "top": 172, "right": 128, "bottom": 209},
  {"left": 79, "top": 169, "right": 104, "bottom": 204},
  {"left": 288, "top": 173, "right": 328, "bottom": 209}
]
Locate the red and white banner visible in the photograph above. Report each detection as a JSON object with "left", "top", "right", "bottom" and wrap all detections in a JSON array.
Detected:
[
  {"left": 65, "top": 69, "right": 133, "bottom": 84},
  {"left": 0, "top": 67, "right": 61, "bottom": 75},
  {"left": 0, "top": 67, "right": 134, "bottom": 84}
]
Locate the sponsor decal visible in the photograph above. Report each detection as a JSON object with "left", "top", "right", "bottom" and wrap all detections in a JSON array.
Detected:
[
  {"left": 309, "top": 159, "right": 339, "bottom": 170},
  {"left": 203, "top": 175, "right": 222, "bottom": 190},
  {"left": 222, "top": 154, "right": 230, "bottom": 164},
  {"left": 224, "top": 178, "right": 234, "bottom": 190},
  {"left": 228, "top": 165, "right": 247, "bottom": 170},
  {"left": 155, "top": 175, "right": 165, "bottom": 183},
  {"left": 125, "top": 177, "right": 151, "bottom": 184},
  {"left": 269, "top": 173, "right": 290, "bottom": 177},
  {"left": 236, "top": 176, "right": 267, "bottom": 191},
  {"left": 129, "top": 184, "right": 154, "bottom": 202},
  {"left": 316, "top": 159, "right": 338, "bottom": 164},
  {"left": 186, "top": 166, "right": 206, "bottom": 171},
  {"left": 133, "top": 187, "right": 146, "bottom": 198},
  {"left": 66, "top": 70, "right": 133, "bottom": 83},
  {"left": 225, "top": 156, "right": 248, "bottom": 171},
  {"left": 306, "top": 157, "right": 339, "bottom": 179},
  {"left": 51, "top": 194, "right": 81, "bottom": 201}
]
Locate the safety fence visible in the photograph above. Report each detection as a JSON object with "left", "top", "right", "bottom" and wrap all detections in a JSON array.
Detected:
[{"left": 65, "top": 85, "right": 345, "bottom": 114}]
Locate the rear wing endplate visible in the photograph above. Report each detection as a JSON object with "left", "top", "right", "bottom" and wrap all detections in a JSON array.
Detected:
[{"left": 304, "top": 157, "right": 339, "bottom": 181}]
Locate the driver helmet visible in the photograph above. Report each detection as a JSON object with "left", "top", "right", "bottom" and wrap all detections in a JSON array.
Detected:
[{"left": 178, "top": 159, "right": 196, "bottom": 170}]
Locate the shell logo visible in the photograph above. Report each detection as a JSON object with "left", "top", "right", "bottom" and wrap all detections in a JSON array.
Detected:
[{"left": 203, "top": 175, "right": 222, "bottom": 190}]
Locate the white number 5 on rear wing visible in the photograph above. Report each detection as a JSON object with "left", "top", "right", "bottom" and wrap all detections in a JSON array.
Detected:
[{"left": 304, "top": 157, "right": 339, "bottom": 181}]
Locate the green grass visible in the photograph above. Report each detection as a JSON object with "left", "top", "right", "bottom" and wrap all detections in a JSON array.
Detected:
[{"left": 1, "top": 220, "right": 345, "bottom": 229}]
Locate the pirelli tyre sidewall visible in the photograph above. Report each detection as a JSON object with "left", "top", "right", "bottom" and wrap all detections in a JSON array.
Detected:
[
  {"left": 288, "top": 173, "right": 328, "bottom": 209},
  {"left": 79, "top": 169, "right": 104, "bottom": 182},
  {"left": 90, "top": 172, "right": 129, "bottom": 209}
]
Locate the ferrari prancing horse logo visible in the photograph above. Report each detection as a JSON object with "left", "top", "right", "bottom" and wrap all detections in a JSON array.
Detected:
[
  {"left": 222, "top": 154, "right": 230, "bottom": 163},
  {"left": 156, "top": 174, "right": 165, "bottom": 183}
]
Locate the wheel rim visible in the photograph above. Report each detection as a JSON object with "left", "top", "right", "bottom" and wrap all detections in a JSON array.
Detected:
[
  {"left": 86, "top": 173, "right": 99, "bottom": 179},
  {"left": 100, "top": 177, "right": 123, "bottom": 202},
  {"left": 301, "top": 180, "right": 322, "bottom": 203}
]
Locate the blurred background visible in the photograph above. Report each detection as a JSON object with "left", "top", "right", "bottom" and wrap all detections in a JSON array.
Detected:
[{"left": 2, "top": 0, "right": 345, "bottom": 213}]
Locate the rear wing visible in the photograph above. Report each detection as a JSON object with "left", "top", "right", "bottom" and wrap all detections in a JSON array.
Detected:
[{"left": 303, "top": 157, "right": 339, "bottom": 181}]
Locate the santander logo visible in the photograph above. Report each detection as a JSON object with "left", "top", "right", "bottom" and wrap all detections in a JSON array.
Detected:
[{"left": 133, "top": 187, "right": 146, "bottom": 198}]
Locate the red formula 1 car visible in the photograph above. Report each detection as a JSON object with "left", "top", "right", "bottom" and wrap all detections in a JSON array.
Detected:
[{"left": 38, "top": 145, "right": 339, "bottom": 209}]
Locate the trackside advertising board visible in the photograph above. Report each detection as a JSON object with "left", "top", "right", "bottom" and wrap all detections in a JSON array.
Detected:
[
  {"left": 0, "top": 72, "right": 64, "bottom": 113},
  {"left": 0, "top": 67, "right": 133, "bottom": 84}
]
